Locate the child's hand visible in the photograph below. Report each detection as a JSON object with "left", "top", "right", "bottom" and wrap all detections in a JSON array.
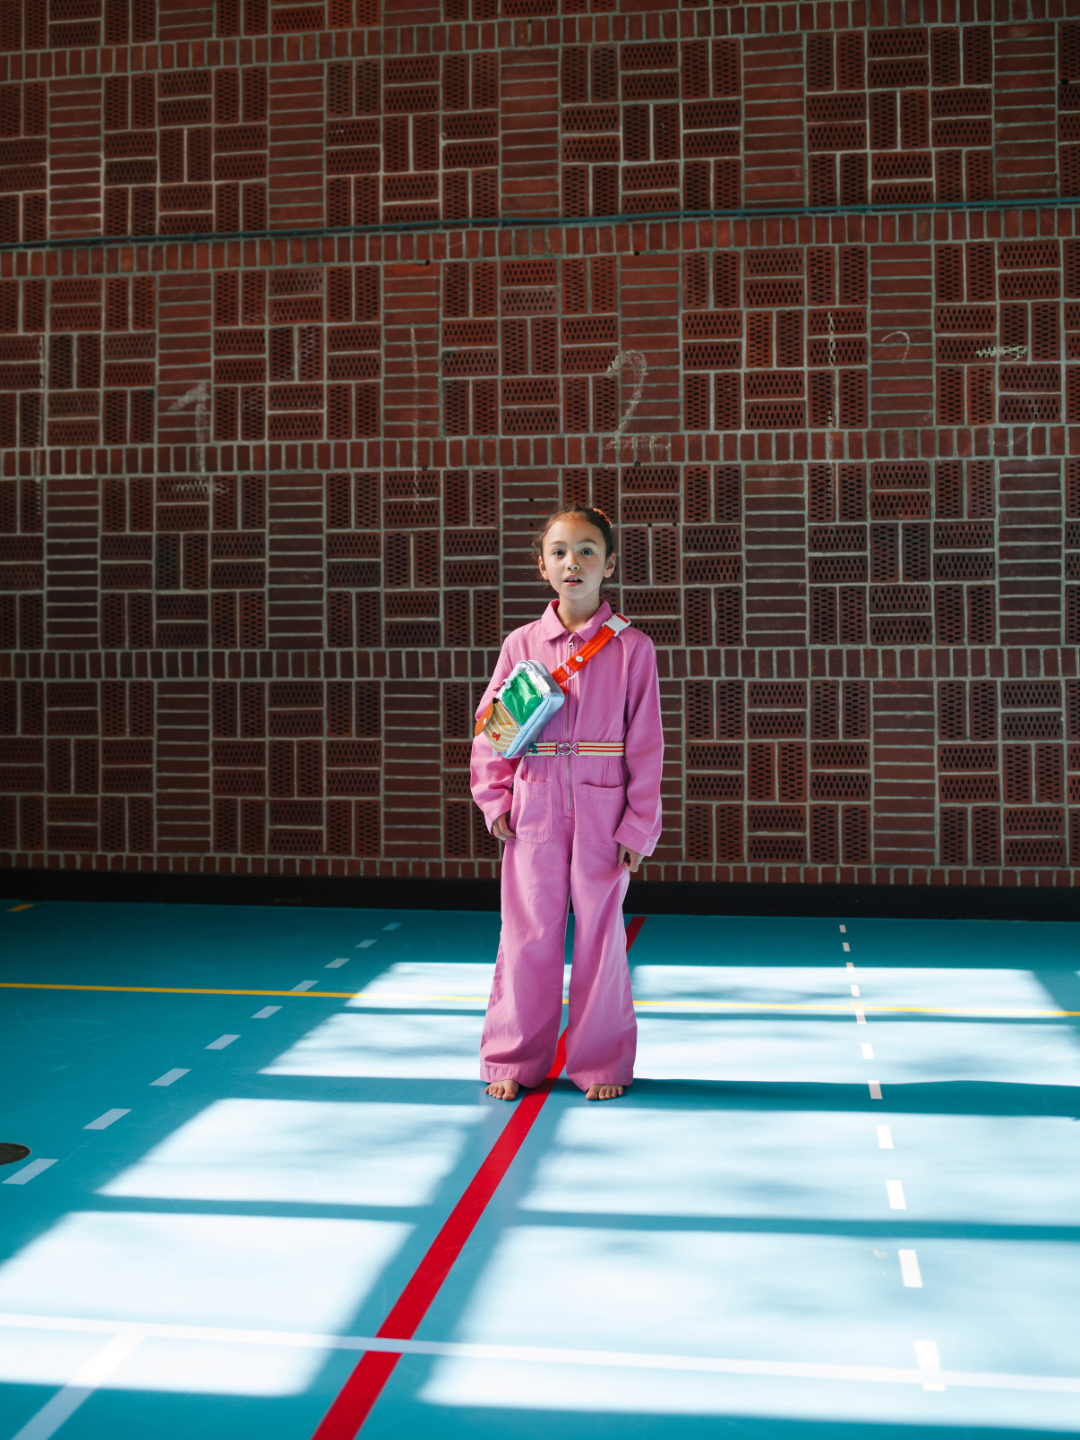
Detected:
[
  {"left": 492, "top": 812, "right": 515, "bottom": 843},
  {"left": 618, "top": 844, "right": 642, "bottom": 872}
]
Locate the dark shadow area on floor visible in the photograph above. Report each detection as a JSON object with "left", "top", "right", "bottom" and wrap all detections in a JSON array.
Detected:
[
  {"left": 362, "top": 1393, "right": 1068, "bottom": 1440},
  {"left": 621, "top": 1077, "right": 1080, "bottom": 1118}
]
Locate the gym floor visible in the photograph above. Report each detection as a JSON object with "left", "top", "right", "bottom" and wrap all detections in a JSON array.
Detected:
[{"left": 0, "top": 899, "right": 1078, "bottom": 1440}]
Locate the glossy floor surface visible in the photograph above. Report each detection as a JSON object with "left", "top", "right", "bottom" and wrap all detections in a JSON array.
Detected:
[{"left": 0, "top": 900, "right": 1078, "bottom": 1440}]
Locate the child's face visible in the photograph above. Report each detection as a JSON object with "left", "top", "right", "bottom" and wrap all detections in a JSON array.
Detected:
[{"left": 538, "top": 518, "right": 616, "bottom": 609}]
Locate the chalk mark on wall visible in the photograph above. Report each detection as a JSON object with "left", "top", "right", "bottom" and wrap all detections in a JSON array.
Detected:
[
  {"left": 878, "top": 331, "right": 911, "bottom": 364},
  {"left": 167, "top": 382, "right": 210, "bottom": 473},
  {"left": 603, "top": 349, "right": 646, "bottom": 460}
]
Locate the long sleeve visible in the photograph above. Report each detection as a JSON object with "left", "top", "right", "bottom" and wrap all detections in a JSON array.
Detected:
[
  {"left": 612, "top": 635, "right": 664, "bottom": 857},
  {"left": 469, "top": 638, "right": 521, "bottom": 832}
]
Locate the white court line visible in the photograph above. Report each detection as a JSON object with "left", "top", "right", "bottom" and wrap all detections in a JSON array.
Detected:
[
  {"left": 252, "top": 1006, "right": 280, "bottom": 1019},
  {"left": 846, "top": 961, "right": 854, "bottom": 970},
  {"left": 83, "top": 1110, "right": 129, "bottom": 1131},
  {"left": 205, "top": 1035, "right": 239, "bottom": 1050},
  {"left": 900, "top": 1250, "right": 924, "bottom": 1289},
  {"left": 3, "top": 1159, "right": 57, "bottom": 1185},
  {"left": 0, "top": 1313, "right": 1076, "bottom": 1395},
  {"left": 842, "top": 942, "right": 851, "bottom": 952},
  {"left": 382, "top": 923, "right": 400, "bottom": 931},
  {"left": 839, "top": 925, "right": 846, "bottom": 933},
  {"left": 887, "top": 1180, "right": 907, "bottom": 1210},
  {"left": 326, "top": 958, "right": 349, "bottom": 969},
  {"left": 868, "top": 1081, "right": 882, "bottom": 1100},
  {"left": 10, "top": 1328, "right": 145, "bottom": 1440},
  {"left": 861, "top": 1043, "right": 874, "bottom": 1059},
  {"left": 150, "top": 1069, "right": 189, "bottom": 1087},
  {"left": 291, "top": 981, "right": 317, "bottom": 992},
  {"left": 355, "top": 939, "right": 376, "bottom": 949},
  {"left": 915, "top": 1338, "right": 944, "bottom": 1389},
  {"left": 850, "top": 984, "right": 860, "bottom": 997},
  {"left": 855, "top": 1008, "right": 866, "bottom": 1026},
  {"left": 876, "top": 1124, "right": 893, "bottom": 1149}
]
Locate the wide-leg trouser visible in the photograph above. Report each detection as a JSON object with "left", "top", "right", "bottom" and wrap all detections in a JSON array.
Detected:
[{"left": 479, "top": 775, "right": 636, "bottom": 1092}]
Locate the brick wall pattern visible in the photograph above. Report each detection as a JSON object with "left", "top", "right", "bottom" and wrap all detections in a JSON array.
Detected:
[{"left": 2, "top": 0, "right": 1080, "bottom": 890}]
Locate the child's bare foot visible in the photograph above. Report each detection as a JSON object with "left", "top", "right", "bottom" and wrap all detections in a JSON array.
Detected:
[
  {"left": 485, "top": 1079, "right": 519, "bottom": 1101},
  {"left": 586, "top": 1083, "right": 624, "bottom": 1101}
]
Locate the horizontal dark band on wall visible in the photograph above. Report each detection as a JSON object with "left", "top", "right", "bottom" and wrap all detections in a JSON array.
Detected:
[
  {"left": 1, "top": 196, "right": 1079, "bottom": 256},
  {"left": 4, "top": 866, "right": 1079, "bottom": 923}
]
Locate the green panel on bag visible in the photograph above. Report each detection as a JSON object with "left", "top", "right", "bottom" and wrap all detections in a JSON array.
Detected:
[{"left": 501, "top": 668, "right": 545, "bottom": 725}]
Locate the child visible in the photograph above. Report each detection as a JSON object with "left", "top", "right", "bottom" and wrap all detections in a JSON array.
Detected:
[{"left": 470, "top": 504, "right": 663, "bottom": 1101}]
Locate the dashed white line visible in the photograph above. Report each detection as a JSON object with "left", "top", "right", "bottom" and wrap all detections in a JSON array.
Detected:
[
  {"left": 876, "top": 1124, "right": 893, "bottom": 1149},
  {"left": 839, "top": 925, "right": 847, "bottom": 933},
  {"left": 84, "top": 1109, "right": 129, "bottom": 1132},
  {"left": 887, "top": 1179, "right": 907, "bottom": 1210},
  {"left": 291, "top": 981, "right": 317, "bottom": 992},
  {"left": 850, "top": 984, "right": 860, "bottom": 997},
  {"left": 382, "top": 923, "right": 400, "bottom": 931},
  {"left": 3, "top": 1159, "right": 57, "bottom": 1186},
  {"left": 842, "top": 941, "right": 851, "bottom": 952},
  {"left": 861, "top": 1043, "right": 874, "bottom": 1059},
  {"left": 205, "top": 1035, "right": 239, "bottom": 1050},
  {"left": 846, "top": 960, "right": 855, "bottom": 970},
  {"left": 326, "top": 958, "right": 349, "bottom": 969},
  {"left": 252, "top": 1006, "right": 280, "bottom": 1019},
  {"left": 868, "top": 1081, "right": 883, "bottom": 1100},
  {"left": 855, "top": 1008, "right": 866, "bottom": 1025},
  {"left": 355, "top": 939, "right": 376, "bottom": 949},
  {"left": 899, "top": 1250, "right": 924, "bottom": 1288},
  {"left": 150, "top": 1069, "right": 189, "bottom": 1087}
]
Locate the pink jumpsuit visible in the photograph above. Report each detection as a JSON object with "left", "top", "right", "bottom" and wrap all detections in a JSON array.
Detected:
[{"left": 471, "top": 599, "right": 664, "bottom": 1092}]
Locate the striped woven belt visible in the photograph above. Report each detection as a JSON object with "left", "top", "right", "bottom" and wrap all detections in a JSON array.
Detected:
[{"left": 526, "top": 741, "right": 625, "bottom": 756}]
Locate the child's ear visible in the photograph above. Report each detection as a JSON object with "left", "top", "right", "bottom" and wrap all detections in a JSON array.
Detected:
[{"left": 605, "top": 551, "right": 617, "bottom": 577}]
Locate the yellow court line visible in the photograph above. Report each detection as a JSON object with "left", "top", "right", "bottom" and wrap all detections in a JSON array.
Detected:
[
  {"left": 0, "top": 980, "right": 1077, "bottom": 1018},
  {"left": 0, "top": 982, "right": 357, "bottom": 998},
  {"left": 7, "top": 904, "right": 33, "bottom": 912}
]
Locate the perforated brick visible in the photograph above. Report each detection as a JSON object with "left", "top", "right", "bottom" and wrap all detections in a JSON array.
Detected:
[
  {"left": 812, "top": 742, "right": 870, "bottom": 769},
  {"left": 809, "top": 526, "right": 866, "bottom": 554},
  {"left": 1003, "top": 712, "right": 1063, "bottom": 740},
  {"left": 747, "top": 712, "right": 806, "bottom": 738}
]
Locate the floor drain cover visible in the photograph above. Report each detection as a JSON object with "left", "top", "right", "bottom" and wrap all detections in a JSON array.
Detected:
[{"left": 0, "top": 1144, "right": 31, "bottom": 1166}]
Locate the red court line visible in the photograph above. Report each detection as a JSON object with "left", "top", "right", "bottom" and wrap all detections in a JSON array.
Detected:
[{"left": 311, "top": 916, "right": 647, "bottom": 1440}]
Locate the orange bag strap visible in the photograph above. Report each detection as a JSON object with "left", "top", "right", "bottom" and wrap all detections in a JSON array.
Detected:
[{"left": 549, "top": 612, "right": 631, "bottom": 690}]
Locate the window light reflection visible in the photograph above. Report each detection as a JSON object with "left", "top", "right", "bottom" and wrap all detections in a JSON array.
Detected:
[{"left": 100, "top": 1099, "right": 483, "bottom": 1207}]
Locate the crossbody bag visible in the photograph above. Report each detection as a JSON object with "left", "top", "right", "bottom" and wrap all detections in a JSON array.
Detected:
[{"left": 474, "top": 613, "right": 632, "bottom": 759}]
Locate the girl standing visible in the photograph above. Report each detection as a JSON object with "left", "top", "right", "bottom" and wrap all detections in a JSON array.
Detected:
[{"left": 470, "top": 504, "right": 663, "bottom": 1101}]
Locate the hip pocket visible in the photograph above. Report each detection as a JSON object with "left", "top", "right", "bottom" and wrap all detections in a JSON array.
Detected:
[
  {"left": 510, "top": 776, "right": 552, "bottom": 843},
  {"left": 576, "top": 782, "right": 626, "bottom": 842}
]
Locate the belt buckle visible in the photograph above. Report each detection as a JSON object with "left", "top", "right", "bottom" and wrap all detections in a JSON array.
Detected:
[{"left": 555, "top": 741, "right": 576, "bottom": 757}]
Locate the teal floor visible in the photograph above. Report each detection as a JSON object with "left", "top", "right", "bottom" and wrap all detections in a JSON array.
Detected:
[{"left": 0, "top": 900, "right": 1078, "bottom": 1440}]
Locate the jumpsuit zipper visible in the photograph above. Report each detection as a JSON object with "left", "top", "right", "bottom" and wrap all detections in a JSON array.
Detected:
[{"left": 566, "top": 634, "right": 574, "bottom": 814}]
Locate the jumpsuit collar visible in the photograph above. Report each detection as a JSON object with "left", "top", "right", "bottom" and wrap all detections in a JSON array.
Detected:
[{"left": 540, "top": 597, "right": 613, "bottom": 645}]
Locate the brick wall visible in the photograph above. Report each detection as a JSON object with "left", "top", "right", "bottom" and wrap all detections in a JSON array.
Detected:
[{"left": 2, "top": 0, "right": 1080, "bottom": 890}]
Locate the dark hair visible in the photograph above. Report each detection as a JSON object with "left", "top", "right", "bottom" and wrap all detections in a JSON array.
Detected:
[{"left": 533, "top": 503, "right": 617, "bottom": 559}]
